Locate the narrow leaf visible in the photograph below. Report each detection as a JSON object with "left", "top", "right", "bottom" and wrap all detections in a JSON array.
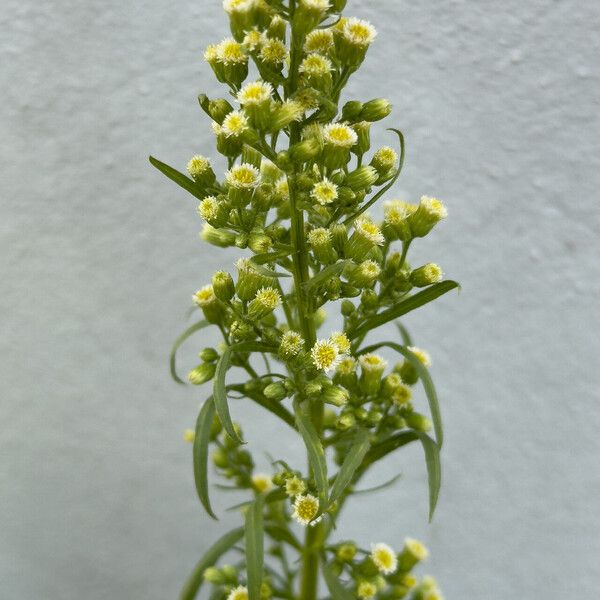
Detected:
[
  {"left": 264, "top": 524, "right": 302, "bottom": 550},
  {"left": 249, "top": 261, "right": 291, "bottom": 278},
  {"left": 352, "top": 473, "right": 403, "bottom": 496},
  {"left": 359, "top": 342, "right": 443, "bottom": 447},
  {"left": 416, "top": 432, "right": 442, "bottom": 521},
  {"left": 294, "top": 399, "right": 328, "bottom": 507},
  {"left": 349, "top": 281, "right": 460, "bottom": 341},
  {"left": 193, "top": 397, "right": 217, "bottom": 519},
  {"left": 179, "top": 527, "right": 244, "bottom": 600},
  {"left": 322, "top": 558, "right": 355, "bottom": 600},
  {"left": 363, "top": 431, "right": 418, "bottom": 466},
  {"left": 251, "top": 249, "right": 292, "bottom": 265},
  {"left": 213, "top": 342, "right": 277, "bottom": 444},
  {"left": 149, "top": 155, "right": 206, "bottom": 201},
  {"left": 328, "top": 428, "right": 370, "bottom": 506},
  {"left": 303, "top": 260, "right": 351, "bottom": 293},
  {"left": 170, "top": 319, "right": 209, "bottom": 384},
  {"left": 395, "top": 321, "right": 413, "bottom": 346},
  {"left": 245, "top": 495, "right": 265, "bottom": 600}
]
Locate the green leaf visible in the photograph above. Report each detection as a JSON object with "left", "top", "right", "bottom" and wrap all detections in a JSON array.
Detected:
[
  {"left": 349, "top": 281, "right": 460, "bottom": 341},
  {"left": 213, "top": 342, "right": 277, "bottom": 444},
  {"left": 245, "top": 494, "right": 265, "bottom": 600},
  {"left": 193, "top": 397, "right": 217, "bottom": 519},
  {"left": 249, "top": 261, "right": 291, "bottom": 278},
  {"left": 395, "top": 321, "right": 413, "bottom": 346},
  {"left": 294, "top": 399, "right": 328, "bottom": 507},
  {"left": 352, "top": 473, "right": 403, "bottom": 496},
  {"left": 170, "top": 319, "right": 209, "bottom": 384},
  {"left": 179, "top": 527, "right": 244, "bottom": 600},
  {"left": 251, "top": 249, "right": 292, "bottom": 265},
  {"left": 328, "top": 428, "right": 370, "bottom": 506},
  {"left": 321, "top": 557, "right": 355, "bottom": 600},
  {"left": 303, "top": 260, "right": 352, "bottom": 294},
  {"left": 359, "top": 342, "right": 443, "bottom": 447},
  {"left": 342, "top": 128, "right": 405, "bottom": 226},
  {"left": 362, "top": 431, "right": 418, "bottom": 468},
  {"left": 416, "top": 432, "right": 442, "bottom": 521},
  {"left": 149, "top": 155, "right": 206, "bottom": 201}
]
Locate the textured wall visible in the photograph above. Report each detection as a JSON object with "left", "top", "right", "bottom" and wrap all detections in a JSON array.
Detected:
[{"left": 2, "top": 0, "right": 599, "bottom": 598}]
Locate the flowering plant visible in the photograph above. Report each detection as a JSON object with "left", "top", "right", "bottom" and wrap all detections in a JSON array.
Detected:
[{"left": 151, "top": 1, "right": 458, "bottom": 599}]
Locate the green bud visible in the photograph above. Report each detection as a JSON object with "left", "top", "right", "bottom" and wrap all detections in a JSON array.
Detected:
[
  {"left": 210, "top": 414, "right": 222, "bottom": 440},
  {"left": 203, "top": 567, "right": 224, "bottom": 585},
  {"left": 330, "top": 223, "right": 348, "bottom": 252},
  {"left": 351, "top": 121, "right": 371, "bottom": 155},
  {"left": 212, "top": 448, "right": 229, "bottom": 468},
  {"left": 208, "top": 98, "right": 234, "bottom": 124},
  {"left": 201, "top": 225, "right": 237, "bottom": 248},
  {"left": 347, "top": 260, "right": 381, "bottom": 288},
  {"left": 322, "top": 385, "right": 350, "bottom": 407},
  {"left": 398, "top": 361, "right": 418, "bottom": 385},
  {"left": 345, "top": 165, "right": 378, "bottom": 191},
  {"left": 341, "top": 100, "right": 363, "bottom": 122},
  {"left": 336, "top": 542, "right": 357, "bottom": 562},
  {"left": 366, "top": 408, "right": 383, "bottom": 426},
  {"left": 235, "top": 258, "right": 275, "bottom": 301},
  {"left": 408, "top": 196, "right": 447, "bottom": 237},
  {"left": 361, "top": 288, "right": 379, "bottom": 309},
  {"left": 405, "top": 412, "right": 432, "bottom": 432},
  {"left": 248, "top": 232, "right": 273, "bottom": 254},
  {"left": 199, "top": 347, "right": 219, "bottom": 362},
  {"left": 220, "top": 564, "right": 238, "bottom": 584},
  {"left": 314, "top": 307, "right": 327, "bottom": 329},
  {"left": 212, "top": 270, "right": 235, "bottom": 301},
  {"left": 267, "top": 15, "right": 286, "bottom": 40},
  {"left": 308, "top": 227, "right": 337, "bottom": 264},
  {"left": 397, "top": 538, "right": 429, "bottom": 572},
  {"left": 360, "top": 98, "right": 392, "bottom": 122},
  {"left": 410, "top": 263, "right": 443, "bottom": 287},
  {"left": 289, "top": 137, "right": 322, "bottom": 164},
  {"left": 263, "top": 382, "right": 287, "bottom": 401},
  {"left": 341, "top": 299, "right": 355, "bottom": 316},
  {"left": 370, "top": 146, "right": 398, "bottom": 174},
  {"left": 188, "top": 362, "right": 216, "bottom": 385},
  {"left": 359, "top": 353, "right": 387, "bottom": 396},
  {"left": 230, "top": 320, "right": 255, "bottom": 341},
  {"left": 335, "top": 412, "right": 356, "bottom": 431},
  {"left": 304, "top": 379, "right": 323, "bottom": 397}
]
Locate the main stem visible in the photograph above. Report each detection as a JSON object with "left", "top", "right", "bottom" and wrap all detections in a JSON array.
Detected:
[{"left": 286, "top": 5, "right": 323, "bottom": 599}]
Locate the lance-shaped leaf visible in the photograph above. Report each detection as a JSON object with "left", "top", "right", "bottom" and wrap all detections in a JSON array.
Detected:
[
  {"left": 251, "top": 249, "right": 292, "bottom": 265},
  {"left": 358, "top": 342, "right": 443, "bottom": 447},
  {"left": 264, "top": 524, "right": 302, "bottom": 550},
  {"left": 395, "top": 321, "right": 413, "bottom": 346},
  {"left": 170, "top": 319, "right": 209, "bottom": 384},
  {"left": 303, "top": 260, "right": 352, "bottom": 294},
  {"left": 193, "top": 397, "right": 217, "bottom": 519},
  {"left": 416, "top": 432, "right": 442, "bottom": 521},
  {"left": 294, "top": 399, "right": 328, "bottom": 507},
  {"left": 328, "top": 428, "right": 371, "bottom": 506},
  {"left": 179, "top": 527, "right": 244, "bottom": 600},
  {"left": 249, "top": 261, "right": 291, "bottom": 278},
  {"left": 245, "top": 494, "right": 265, "bottom": 600},
  {"left": 349, "top": 281, "right": 460, "bottom": 341},
  {"left": 321, "top": 557, "right": 355, "bottom": 600},
  {"left": 213, "top": 342, "right": 277, "bottom": 444},
  {"left": 149, "top": 155, "right": 206, "bottom": 201},
  {"left": 363, "top": 431, "right": 418, "bottom": 466}
]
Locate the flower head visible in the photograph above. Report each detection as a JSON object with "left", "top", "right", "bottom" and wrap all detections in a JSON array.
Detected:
[
  {"left": 354, "top": 217, "right": 385, "bottom": 246},
  {"left": 259, "top": 38, "right": 288, "bottom": 65},
  {"left": 370, "top": 542, "right": 397, "bottom": 574},
  {"left": 300, "top": 0, "right": 330, "bottom": 10},
  {"left": 187, "top": 155, "right": 211, "bottom": 179},
  {"left": 292, "top": 493, "right": 319, "bottom": 526},
  {"left": 251, "top": 473, "right": 273, "bottom": 493},
  {"left": 193, "top": 285, "right": 216, "bottom": 307},
  {"left": 330, "top": 331, "right": 350, "bottom": 355},
  {"left": 304, "top": 28, "right": 334, "bottom": 54},
  {"left": 342, "top": 17, "right": 377, "bottom": 46},
  {"left": 204, "top": 44, "right": 219, "bottom": 64},
  {"left": 223, "top": 0, "right": 257, "bottom": 14},
  {"left": 323, "top": 123, "right": 358, "bottom": 148},
  {"left": 197, "top": 196, "right": 219, "bottom": 221},
  {"left": 407, "top": 346, "right": 432, "bottom": 367},
  {"left": 419, "top": 195, "right": 447, "bottom": 220},
  {"left": 221, "top": 110, "right": 249, "bottom": 137},
  {"left": 311, "top": 339, "right": 340, "bottom": 372},
  {"left": 216, "top": 38, "right": 247, "bottom": 64},
  {"left": 311, "top": 178, "right": 338, "bottom": 205},
  {"left": 357, "top": 580, "right": 377, "bottom": 599},
  {"left": 336, "top": 356, "right": 356, "bottom": 375},
  {"left": 308, "top": 227, "right": 331, "bottom": 247},
  {"left": 284, "top": 475, "right": 306, "bottom": 497},
  {"left": 225, "top": 163, "right": 260, "bottom": 189},
  {"left": 227, "top": 585, "right": 249, "bottom": 600},
  {"left": 300, "top": 53, "right": 333, "bottom": 76},
  {"left": 280, "top": 330, "right": 304, "bottom": 358},
  {"left": 254, "top": 287, "right": 281, "bottom": 310},
  {"left": 243, "top": 29, "right": 264, "bottom": 51},
  {"left": 371, "top": 146, "right": 398, "bottom": 172},
  {"left": 237, "top": 80, "right": 273, "bottom": 105},
  {"left": 404, "top": 537, "right": 429, "bottom": 561},
  {"left": 183, "top": 429, "right": 195, "bottom": 443}
]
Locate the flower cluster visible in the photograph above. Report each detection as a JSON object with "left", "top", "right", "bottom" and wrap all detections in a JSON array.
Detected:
[{"left": 152, "top": 1, "right": 458, "bottom": 599}]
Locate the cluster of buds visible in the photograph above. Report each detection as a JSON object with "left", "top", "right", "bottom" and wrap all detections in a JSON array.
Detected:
[{"left": 154, "top": 0, "right": 458, "bottom": 598}]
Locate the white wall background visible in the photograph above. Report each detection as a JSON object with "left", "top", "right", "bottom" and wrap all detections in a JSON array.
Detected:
[{"left": 2, "top": 1, "right": 599, "bottom": 598}]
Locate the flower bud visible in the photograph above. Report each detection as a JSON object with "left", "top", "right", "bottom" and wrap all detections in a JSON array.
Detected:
[
  {"left": 336, "top": 412, "right": 356, "bottom": 431},
  {"left": 199, "top": 347, "right": 219, "bottom": 362},
  {"left": 187, "top": 155, "right": 216, "bottom": 188},
  {"left": 263, "top": 382, "right": 287, "bottom": 401},
  {"left": 360, "top": 288, "right": 379, "bottom": 309},
  {"left": 345, "top": 165, "right": 378, "bottom": 191},
  {"left": 397, "top": 538, "right": 429, "bottom": 572},
  {"left": 247, "top": 286, "right": 280, "bottom": 319},
  {"left": 304, "top": 28, "right": 335, "bottom": 55},
  {"left": 230, "top": 320, "right": 255, "bottom": 341},
  {"left": 212, "top": 447, "right": 229, "bottom": 468},
  {"left": 360, "top": 98, "right": 392, "bottom": 122},
  {"left": 299, "top": 53, "right": 334, "bottom": 93},
  {"left": 383, "top": 200, "right": 414, "bottom": 242},
  {"left": 208, "top": 98, "right": 234, "bottom": 123},
  {"left": 341, "top": 100, "right": 363, "bottom": 122},
  {"left": 193, "top": 285, "right": 223, "bottom": 323},
  {"left": 314, "top": 307, "right": 327, "bottom": 329},
  {"left": 260, "top": 159, "right": 283, "bottom": 184},
  {"left": 322, "top": 385, "right": 350, "bottom": 407},
  {"left": 267, "top": 15, "right": 286, "bottom": 40},
  {"left": 350, "top": 121, "right": 371, "bottom": 155},
  {"left": 203, "top": 567, "right": 225, "bottom": 585},
  {"left": 235, "top": 258, "right": 275, "bottom": 301},
  {"left": 279, "top": 330, "right": 304, "bottom": 359},
  {"left": 405, "top": 412, "right": 432, "bottom": 432},
  {"left": 237, "top": 81, "right": 274, "bottom": 131},
  {"left": 188, "top": 362, "right": 216, "bottom": 385},
  {"left": 289, "top": 137, "right": 322, "bottom": 164},
  {"left": 201, "top": 224, "right": 237, "bottom": 248},
  {"left": 340, "top": 299, "right": 355, "bottom": 317},
  {"left": 268, "top": 100, "right": 305, "bottom": 132},
  {"left": 334, "top": 357, "right": 357, "bottom": 390},
  {"left": 330, "top": 223, "right": 348, "bottom": 252},
  {"left": 359, "top": 353, "right": 387, "bottom": 396},
  {"left": 345, "top": 217, "right": 385, "bottom": 260},
  {"left": 336, "top": 542, "right": 357, "bottom": 562},
  {"left": 308, "top": 227, "right": 337, "bottom": 264},
  {"left": 183, "top": 429, "right": 195, "bottom": 443},
  {"left": 370, "top": 146, "right": 398, "bottom": 174},
  {"left": 248, "top": 232, "right": 273, "bottom": 254},
  {"left": 410, "top": 263, "right": 443, "bottom": 287},
  {"left": 408, "top": 196, "right": 447, "bottom": 237},
  {"left": 212, "top": 270, "right": 235, "bottom": 301},
  {"left": 347, "top": 259, "right": 381, "bottom": 288}
]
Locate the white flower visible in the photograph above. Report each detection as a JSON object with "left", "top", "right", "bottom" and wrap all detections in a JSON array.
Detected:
[
  {"left": 221, "top": 111, "right": 249, "bottom": 137},
  {"left": 225, "top": 163, "right": 260, "bottom": 189},
  {"left": 370, "top": 542, "right": 397, "bottom": 574},
  {"left": 310, "top": 178, "right": 338, "bottom": 205},
  {"left": 292, "top": 494, "right": 319, "bottom": 526},
  {"left": 237, "top": 80, "right": 273, "bottom": 105},
  {"left": 311, "top": 339, "right": 340, "bottom": 372},
  {"left": 407, "top": 346, "right": 432, "bottom": 367},
  {"left": 342, "top": 17, "right": 377, "bottom": 46},
  {"left": 323, "top": 123, "right": 358, "bottom": 148}
]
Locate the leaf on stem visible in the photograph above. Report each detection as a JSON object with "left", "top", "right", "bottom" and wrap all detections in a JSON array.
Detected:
[
  {"left": 293, "top": 399, "right": 328, "bottom": 508},
  {"left": 328, "top": 428, "right": 371, "bottom": 507},
  {"left": 179, "top": 527, "right": 245, "bottom": 600},
  {"left": 193, "top": 397, "right": 218, "bottom": 519},
  {"left": 349, "top": 281, "right": 460, "bottom": 341},
  {"left": 149, "top": 156, "right": 206, "bottom": 201},
  {"left": 322, "top": 557, "right": 355, "bottom": 600},
  {"left": 416, "top": 432, "right": 442, "bottom": 521},
  {"left": 170, "top": 319, "right": 209, "bottom": 384},
  {"left": 245, "top": 494, "right": 265, "bottom": 600},
  {"left": 303, "top": 260, "right": 352, "bottom": 294}
]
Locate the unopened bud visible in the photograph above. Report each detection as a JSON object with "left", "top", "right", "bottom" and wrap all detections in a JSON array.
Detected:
[
  {"left": 199, "top": 347, "right": 219, "bottom": 362},
  {"left": 341, "top": 100, "right": 363, "bottom": 122},
  {"left": 405, "top": 412, "right": 432, "bottom": 432},
  {"left": 408, "top": 196, "right": 447, "bottom": 237},
  {"left": 201, "top": 224, "right": 237, "bottom": 248},
  {"left": 347, "top": 260, "right": 381, "bottom": 288},
  {"left": 263, "top": 382, "right": 287, "bottom": 401},
  {"left": 323, "top": 385, "right": 350, "bottom": 407},
  {"left": 203, "top": 567, "right": 224, "bottom": 584},
  {"left": 247, "top": 286, "right": 280, "bottom": 319},
  {"left": 212, "top": 270, "right": 235, "bottom": 301},
  {"left": 345, "top": 165, "right": 378, "bottom": 191},
  {"left": 351, "top": 121, "right": 371, "bottom": 155},
  {"left": 398, "top": 538, "right": 429, "bottom": 572},
  {"left": 360, "top": 98, "right": 392, "bottom": 122},
  {"left": 410, "top": 263, "right": 443, "bottom": 287},
  {"left": 188, "top": 362, "right": 216, "bottom": 385}
]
